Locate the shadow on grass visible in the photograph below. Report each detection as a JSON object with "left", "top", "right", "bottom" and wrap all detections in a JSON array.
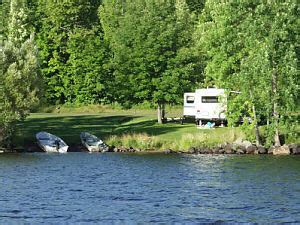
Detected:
[
  {"left": 15, "top": 114, "right": 186, "bottom": 147},
  {"left": 114, "top": 119, "right": 184, "bottom": 136}
]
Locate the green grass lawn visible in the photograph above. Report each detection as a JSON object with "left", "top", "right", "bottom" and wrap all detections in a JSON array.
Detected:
[
  {"left": 15, "top": 108, "right": 246, "bottom": 151},
  {"left": 15, "top": 105, "right": 298, "bottom": 151}
]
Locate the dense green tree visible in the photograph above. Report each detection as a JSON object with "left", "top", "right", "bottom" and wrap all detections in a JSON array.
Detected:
[
  {"left": 65, "top": 27, "right": 111, "bottom": 105},
  {"left": 100, "top": 0, "right": 202, "bottom": 123},
  {"left": 196, "top": 0, "right": 299, "bottom": 146},
  {"left": 186, "top": 0, "right": 205, "bottom": 13},
  {"left": 0, "top": 0, "right": 10, "bottom": 38},
  {"left": 0, "top": 0, "right": 41, "bottom": 147},
  {"left": 36, "top": 0, "right": 106, "bottom": 104}
]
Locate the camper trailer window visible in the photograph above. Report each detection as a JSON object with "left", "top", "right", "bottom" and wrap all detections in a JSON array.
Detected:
[
  {"left": 202, "top": 96, "right": 218, "bottom": 103},
  {"left": 186, "top": 96, "right": 195, "bottom": 103}
]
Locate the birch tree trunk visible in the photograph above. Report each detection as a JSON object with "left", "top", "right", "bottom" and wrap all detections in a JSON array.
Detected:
[
  {"left": 250, "top": 90, "right": 261, "bottom": 146},
  {"left": 252, "top": 104, "right": 261, "bottom": 146},
  {"left": 272, "top": 69, "right": 281, "bottom": 146}
]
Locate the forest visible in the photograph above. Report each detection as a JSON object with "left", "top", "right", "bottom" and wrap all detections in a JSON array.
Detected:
[{"left": 0, "top": 0, "right": 299, "bottom": 148}]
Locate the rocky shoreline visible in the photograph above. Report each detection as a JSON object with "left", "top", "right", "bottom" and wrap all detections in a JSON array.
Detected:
[
  {"left": 1, "top": 140, "right": 299, "bottom": 155},
  {"left": 108, "top": 143, "right": 300, "bottom": 156}
]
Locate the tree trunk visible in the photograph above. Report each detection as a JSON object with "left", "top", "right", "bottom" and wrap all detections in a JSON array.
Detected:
[
  {"left": 162, "top": 103, "right": 165, "bottom": 121},
  {"left": 157, "top": 103, "right": 162, "bottom": 124},
  {"left": 273, "top": 98, "right": 281, "bottom": 146},
  {"left": 250, "top": 90, "right": 261, "bottom": 146},
  {"left": 272, "top": 70, "right": 281, "bottom": 146},
  {"left": 157, "top": 102, "right": 165, "bottom": 124},
  {"left": 252, "top": 104, "right": 261, "bottom": 146}
]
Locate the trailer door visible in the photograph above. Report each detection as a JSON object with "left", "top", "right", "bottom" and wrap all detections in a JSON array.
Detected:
[{"left": 183, "top": 93, "right": 196, "bottom": 116}]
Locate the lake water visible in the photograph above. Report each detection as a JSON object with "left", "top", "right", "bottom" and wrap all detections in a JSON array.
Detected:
[{"left": 1, "top": 153, "right": 300, "bottom": 224}]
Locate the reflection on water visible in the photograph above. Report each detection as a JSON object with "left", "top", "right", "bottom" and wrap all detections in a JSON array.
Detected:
[{"left": 0, "top": 153, "right": 300, "bottom": 223}]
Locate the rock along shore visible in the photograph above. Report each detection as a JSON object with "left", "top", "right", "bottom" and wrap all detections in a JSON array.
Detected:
[
  {"left": 2, "top": 141, "right": 299, "bottom": 156},
  {"left": 108, "top": 143, "right": 300, "bottom": 156}
]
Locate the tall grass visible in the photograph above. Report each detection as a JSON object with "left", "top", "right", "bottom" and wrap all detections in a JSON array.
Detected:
[
  {"left": 107, "top": 133, "right": 164, "bottom": 150},
  {"left": 106, "top": 128, "right": 245, "bottom": 151},
  {"left": 173, "top": 128, "right": 244, "bottom": 150}
]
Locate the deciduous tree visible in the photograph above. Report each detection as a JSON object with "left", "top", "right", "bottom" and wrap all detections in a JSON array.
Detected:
[
  {"left": 0, "top": 0, "right": 41, "bottom": 147},
  {"left": 36, "top": 0, "right": 107, "bottom": 104},
  {"left": 196, "top": 0, "right": 299, "bottom": 146},
  {"left": 100, "top": 0, "right": 202, "bottom": 123}
]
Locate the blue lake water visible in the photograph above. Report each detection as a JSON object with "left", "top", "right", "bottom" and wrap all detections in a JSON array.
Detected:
[{"left": 1, "top": 153, "right": 300, "bottom": 224}]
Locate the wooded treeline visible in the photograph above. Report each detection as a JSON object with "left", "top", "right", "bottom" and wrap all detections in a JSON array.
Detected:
[{"left": 0, "top": 0, "right": 299, "bottom": 147}]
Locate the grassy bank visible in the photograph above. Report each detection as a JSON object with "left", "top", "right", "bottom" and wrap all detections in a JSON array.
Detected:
[
  {"left": 15, "top": 106, "right": 299, "bottom": 151},
  {"left": 15, "top": 107, "right": 245, "bottom": 151}
]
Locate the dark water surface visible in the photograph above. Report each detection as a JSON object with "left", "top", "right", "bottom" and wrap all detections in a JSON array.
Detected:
[{"left": 1, "top": 153, "right": 300, "bottom": 224}]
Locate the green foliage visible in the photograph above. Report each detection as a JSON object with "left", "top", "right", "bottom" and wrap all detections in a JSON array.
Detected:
[
  {"left": 2, "top": 0, "right": 299, "bottom": 148},
  {"left": 65, "top": 27, "right": 111, "bottom": 105},
  {"left": 196, "top": 0, "right": 299, "bottom": 146},
  {"left": 186, "top": 0, "right": 205, "bottom": 13},
  {"left": 35, "top": 0, "right": 107, "bottom": 104},
  {"left": 0, "top": 0, "right": 10, "bottom": 39},
  {"left": 0, "top": 0, "right": 41, "bottom": 147},
  {"left": 4, "top": 0, "right": 204, "bottom": 121},
  {"left": 100, "top": 0, "right": 203, "bottom": 108}
]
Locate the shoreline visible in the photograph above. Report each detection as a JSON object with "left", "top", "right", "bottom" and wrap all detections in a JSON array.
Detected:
[
  {"left": 9, "top": 112, "right": 299, "bottom": 156},
  {"left": 2, "top": 143, "right": 299, "bottom": 156}
]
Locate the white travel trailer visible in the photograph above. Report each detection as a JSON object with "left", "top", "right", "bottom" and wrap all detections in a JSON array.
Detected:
[{"left": 183, "top": 88, "right": 226, "bottom": 125}]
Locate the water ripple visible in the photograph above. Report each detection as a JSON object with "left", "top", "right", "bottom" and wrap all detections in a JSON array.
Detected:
[{"left": 0, "top": 153, "right": 300, "bottom": 223}]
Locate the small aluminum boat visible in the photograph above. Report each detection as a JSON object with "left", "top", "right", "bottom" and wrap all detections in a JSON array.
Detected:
[
  {"left": 80, "top": 132, "right": 109, "bottom": 152},
  {"left": 36, "top": 132, "right": 68, "bottom": 153}
]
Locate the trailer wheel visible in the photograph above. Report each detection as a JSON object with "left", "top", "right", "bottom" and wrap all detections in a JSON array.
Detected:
[{"left": 196, "top": 119, "right": 202, "bottom": 126}]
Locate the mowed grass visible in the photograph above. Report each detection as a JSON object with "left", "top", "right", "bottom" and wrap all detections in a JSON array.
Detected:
[{"left": 15, "top": 107, "right": 245, "bottom": 151}]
